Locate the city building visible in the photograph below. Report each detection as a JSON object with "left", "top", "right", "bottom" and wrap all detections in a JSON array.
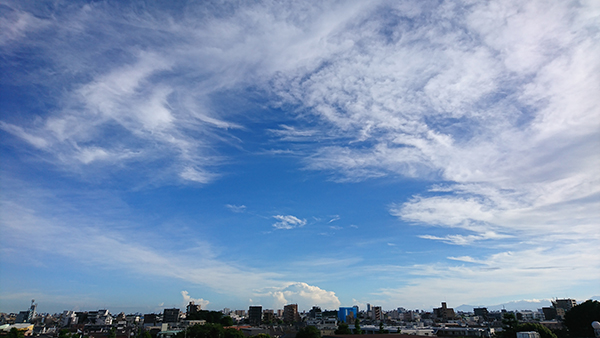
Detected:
[
  {"left": 248, "top": 306, "right": 262, "bottom": 325},
  {"left": 309, "top": 307, "right": 322, "bottom": 320},
  {"left": 338, "top": 307, "right": 357, "bottom": 323},
  {"left": 187, "top": 302, "right": 202, "bottom": 316},
  {"left": 542, "top": 307, "right": 556, "bottom": 321},
  {"left": 517, "top": 332, "right": 541, "bottom": 338},
  {"left": 433, "top": 303, "right": 456, "bottom": 321},
  {"left": 263, "top": 309, "right": 274, "bottom": 323},
  {"left": 15, "top": 300, "right": 37, "bottom": 324},
  {"left": 283, "top": 304, "right": 299, "bottom": 323},
  {"left": 553, "top": 299, "right": 577, "bottom": 312},
  {"left": 474, "top": 308, "right": 489, "bottom": 320},
  {"left": 372, "top": 306, "right": 383, "bottom": 321},
  {"left": 163, "top": 309, "right": 180, "bottom": 323},
  {"left": 144, "top": 314, "right": 159, "bottom": 326}
]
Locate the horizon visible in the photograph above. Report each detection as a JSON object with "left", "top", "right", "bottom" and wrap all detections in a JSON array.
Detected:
[
  {"left": 1, "top": 1, "right": 599, "bottom": 315},
  {"left": 3, "top": 295, "right": 599, "bottom": 316}
]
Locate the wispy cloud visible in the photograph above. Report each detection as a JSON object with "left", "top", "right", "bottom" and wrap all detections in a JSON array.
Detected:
[
  {"left": 0, "top": 179, "right": 339, "bottom": 309},
  {"left": 272, "top": 215, "right": 306, "bottom": 230},
  {"left": 225, "top": 204, "right": 247, "bottom": 213},
  {"left": 328, "top": 215, "right": 340, "bottom": 223}
]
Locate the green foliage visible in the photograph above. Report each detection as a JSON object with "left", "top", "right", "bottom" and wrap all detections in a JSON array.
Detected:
[
  {"left": 108, "top": 328, "right": 117, "bottom": 338},
  {"left": 296, "top": 326, "right": 321, "bottom": 338},
  {"left": 335, "top": 323, "right": 352, "bottom": 335},
  {"left": 551, "top": 328, "right": 568, "bottom": 338},
  {"left": 564, "top": 300, "right": 600, "bottom": 338},
  {"left": 223, "top": 328, "right": 245, "bottom": 338},
  {"left": 497, "top": 314, "right": 560, "bottom": 338},
  {"left": 354, "top": 319, "right": 363, "bottom": 335},
  {"left": 137, "top": 331, "right": 152, "bottom": 338},
  {"left": 255, "top": 334, "right": 272, "bottom": 338},
  {"left": 7, "top": 328, "right": 25, "bottom": 338},
  {"left": 220, "top": 316, "right": 234, "bottom": 327},
  {"left": 176, "top": 323, "right": 232, "bottom": 338},
  {"left": 187, "top": 311, "right": 225, "bottom": 324},
  {"left": 497, "top": 313, "right": 519, "bottom": 338},
  {"left": 59, "top": 329, "right": 71, "bottom": 338},
  {"left": 377, "top": 322, "right": 388, "bottom": 334}
]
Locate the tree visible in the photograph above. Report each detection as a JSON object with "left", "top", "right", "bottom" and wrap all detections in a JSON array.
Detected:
[
  {"left": 296, "top": 326, "right": 321, "bottom": 338},
  {"left": 378, "top": 322, "right": 388, "bottom": 334},
  {"left": 497, "top": 313, "right": 519, "bottom": 338},
  {"left": 7, "top": 328, "right": 25, "bottom": 338},
  {"left": 187, "top": 311, "right": 224, "bottom": 324},
  {"left": 108, "top": 328, "right": 116, "bottom": 338},
  {"left": 220, "top": 316, "right": 234, "bottom": 327},
  {"left": 255, "top": 334, "right": 272, "bottom": 338},
  {"left": 335, "top": 323, "right": 352, "bottom": 335},
  {"left": 180, "top": 323, "right": 225, "bottom": 338},
  {"left": 354, "top": 319, "right": 363, "bottom": 335},
  {"left": 59, "top": 329, "right": 71, "bottom": 338},
  {"left": 564, "top": 300, "right": 600, "bottom": 338},
  {"left": 223, "top": 328, "right": 245, "bottom": 338}
]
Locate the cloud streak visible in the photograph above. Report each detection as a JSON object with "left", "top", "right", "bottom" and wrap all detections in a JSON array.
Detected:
[{"left": 272, "top": 215, "right": 307, "bottom": 230}]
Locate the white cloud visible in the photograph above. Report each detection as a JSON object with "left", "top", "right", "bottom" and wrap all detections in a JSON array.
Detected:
[
  {"left": 0, "top": 122, "right": 49, "bottom": 149},
  {"left": 0, "top": 1, "right": 372, "bottom": 184},
  {"left": 225, "top": 204, "right": 247, "bottom": 213},
  {"left": 272, "top": 215, "right": 306, "bottom": 230},
  {"left": 181, "top": 291, "right": 209, "bottom": 309},
  {"left": 328, "top": 215, "right": 340, "bottom": 223},
  {"left": 372, "top": 240, "right": 600, "bottom": 309},
  {"left": 256, "top": 282, "right": 341, "bottom": 310}
]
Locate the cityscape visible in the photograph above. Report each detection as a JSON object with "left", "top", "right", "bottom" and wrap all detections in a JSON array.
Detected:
[{"left": 2, "top": 298, "right": 599, "bottom": 338}]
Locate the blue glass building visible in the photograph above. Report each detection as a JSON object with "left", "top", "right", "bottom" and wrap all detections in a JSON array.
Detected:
[{"left": 338, "top": 307, "right": 357, "bottom": 322}]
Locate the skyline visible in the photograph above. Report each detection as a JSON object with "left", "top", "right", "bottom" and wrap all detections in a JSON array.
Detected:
[
  {"left": 1, "top": 0, "right": 599, "bottom": 315},
  {"left": 4, "top": 296, "right": 600, "bottom": 316}
]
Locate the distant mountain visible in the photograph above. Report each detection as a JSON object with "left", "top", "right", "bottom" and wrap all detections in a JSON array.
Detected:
[
  {"left": 456, "top": 299, "right": 552, "bottom": 312},
  {"left": 456, "top": 297, "right": 600, "bottom": 313}
]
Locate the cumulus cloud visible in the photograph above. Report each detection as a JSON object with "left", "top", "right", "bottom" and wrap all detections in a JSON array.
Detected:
[
  {"left": 272, "top": 215, "right": 306, "bottom": 230},
  {"left": 257, "top": 282, "right": 341, "bottom": 310},
  {"left": 181, "top": 291, "right": 209, "bottom": 309}
]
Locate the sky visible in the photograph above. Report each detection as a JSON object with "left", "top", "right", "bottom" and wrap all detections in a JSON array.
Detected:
[{"left": 1, "top": 0, "right": 599, "bottom": 315}]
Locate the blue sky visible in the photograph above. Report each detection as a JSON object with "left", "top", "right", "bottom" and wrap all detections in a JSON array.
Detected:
[{"left": 1, "top": 0, "right": 599, "bottom": 314}]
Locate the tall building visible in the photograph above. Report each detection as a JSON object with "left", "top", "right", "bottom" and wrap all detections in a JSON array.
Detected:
[
  {"left": 248, "top": 306, "right": 262, "bottom": 325},
  {"left": 553, "top": 299, "right": 577, "bottom": 312},
  {"left": 163, "top": 308, "right": 180, "bottom": 323},
  {"left": 283, "top": 304, "right": 299, "bottom": 323},
  {"left": 372, "top": 306, "right": 383, "bottom": 321},
  {"left": 28, "top": 300, "right": 37, "bottom": 323},
  {"left": 144, "top": 314, "right": 158, "bottom": 325},
  {"left": 263, "top": 309, "right": 275, "bottom": 323},
  {"left": 474, "top": 308, "right": 489, "bottom": 320},
  {"left": 309, "top": 307, "right": 322, "bottom": 320},
  {"left": 15, "top": 300, "right": 37, "bottom": 323},
  {"left": 338, "top": 307, "right": 358, "bottom": 323},
  {"left": 187, "top": 302, "right": 202, "bottom": 316},
  {"left": 433, "top": 303, "right": 456, "bottom": 321},
  {"left": 542, "top": 307, "right": 556, "bottom": 320}
]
